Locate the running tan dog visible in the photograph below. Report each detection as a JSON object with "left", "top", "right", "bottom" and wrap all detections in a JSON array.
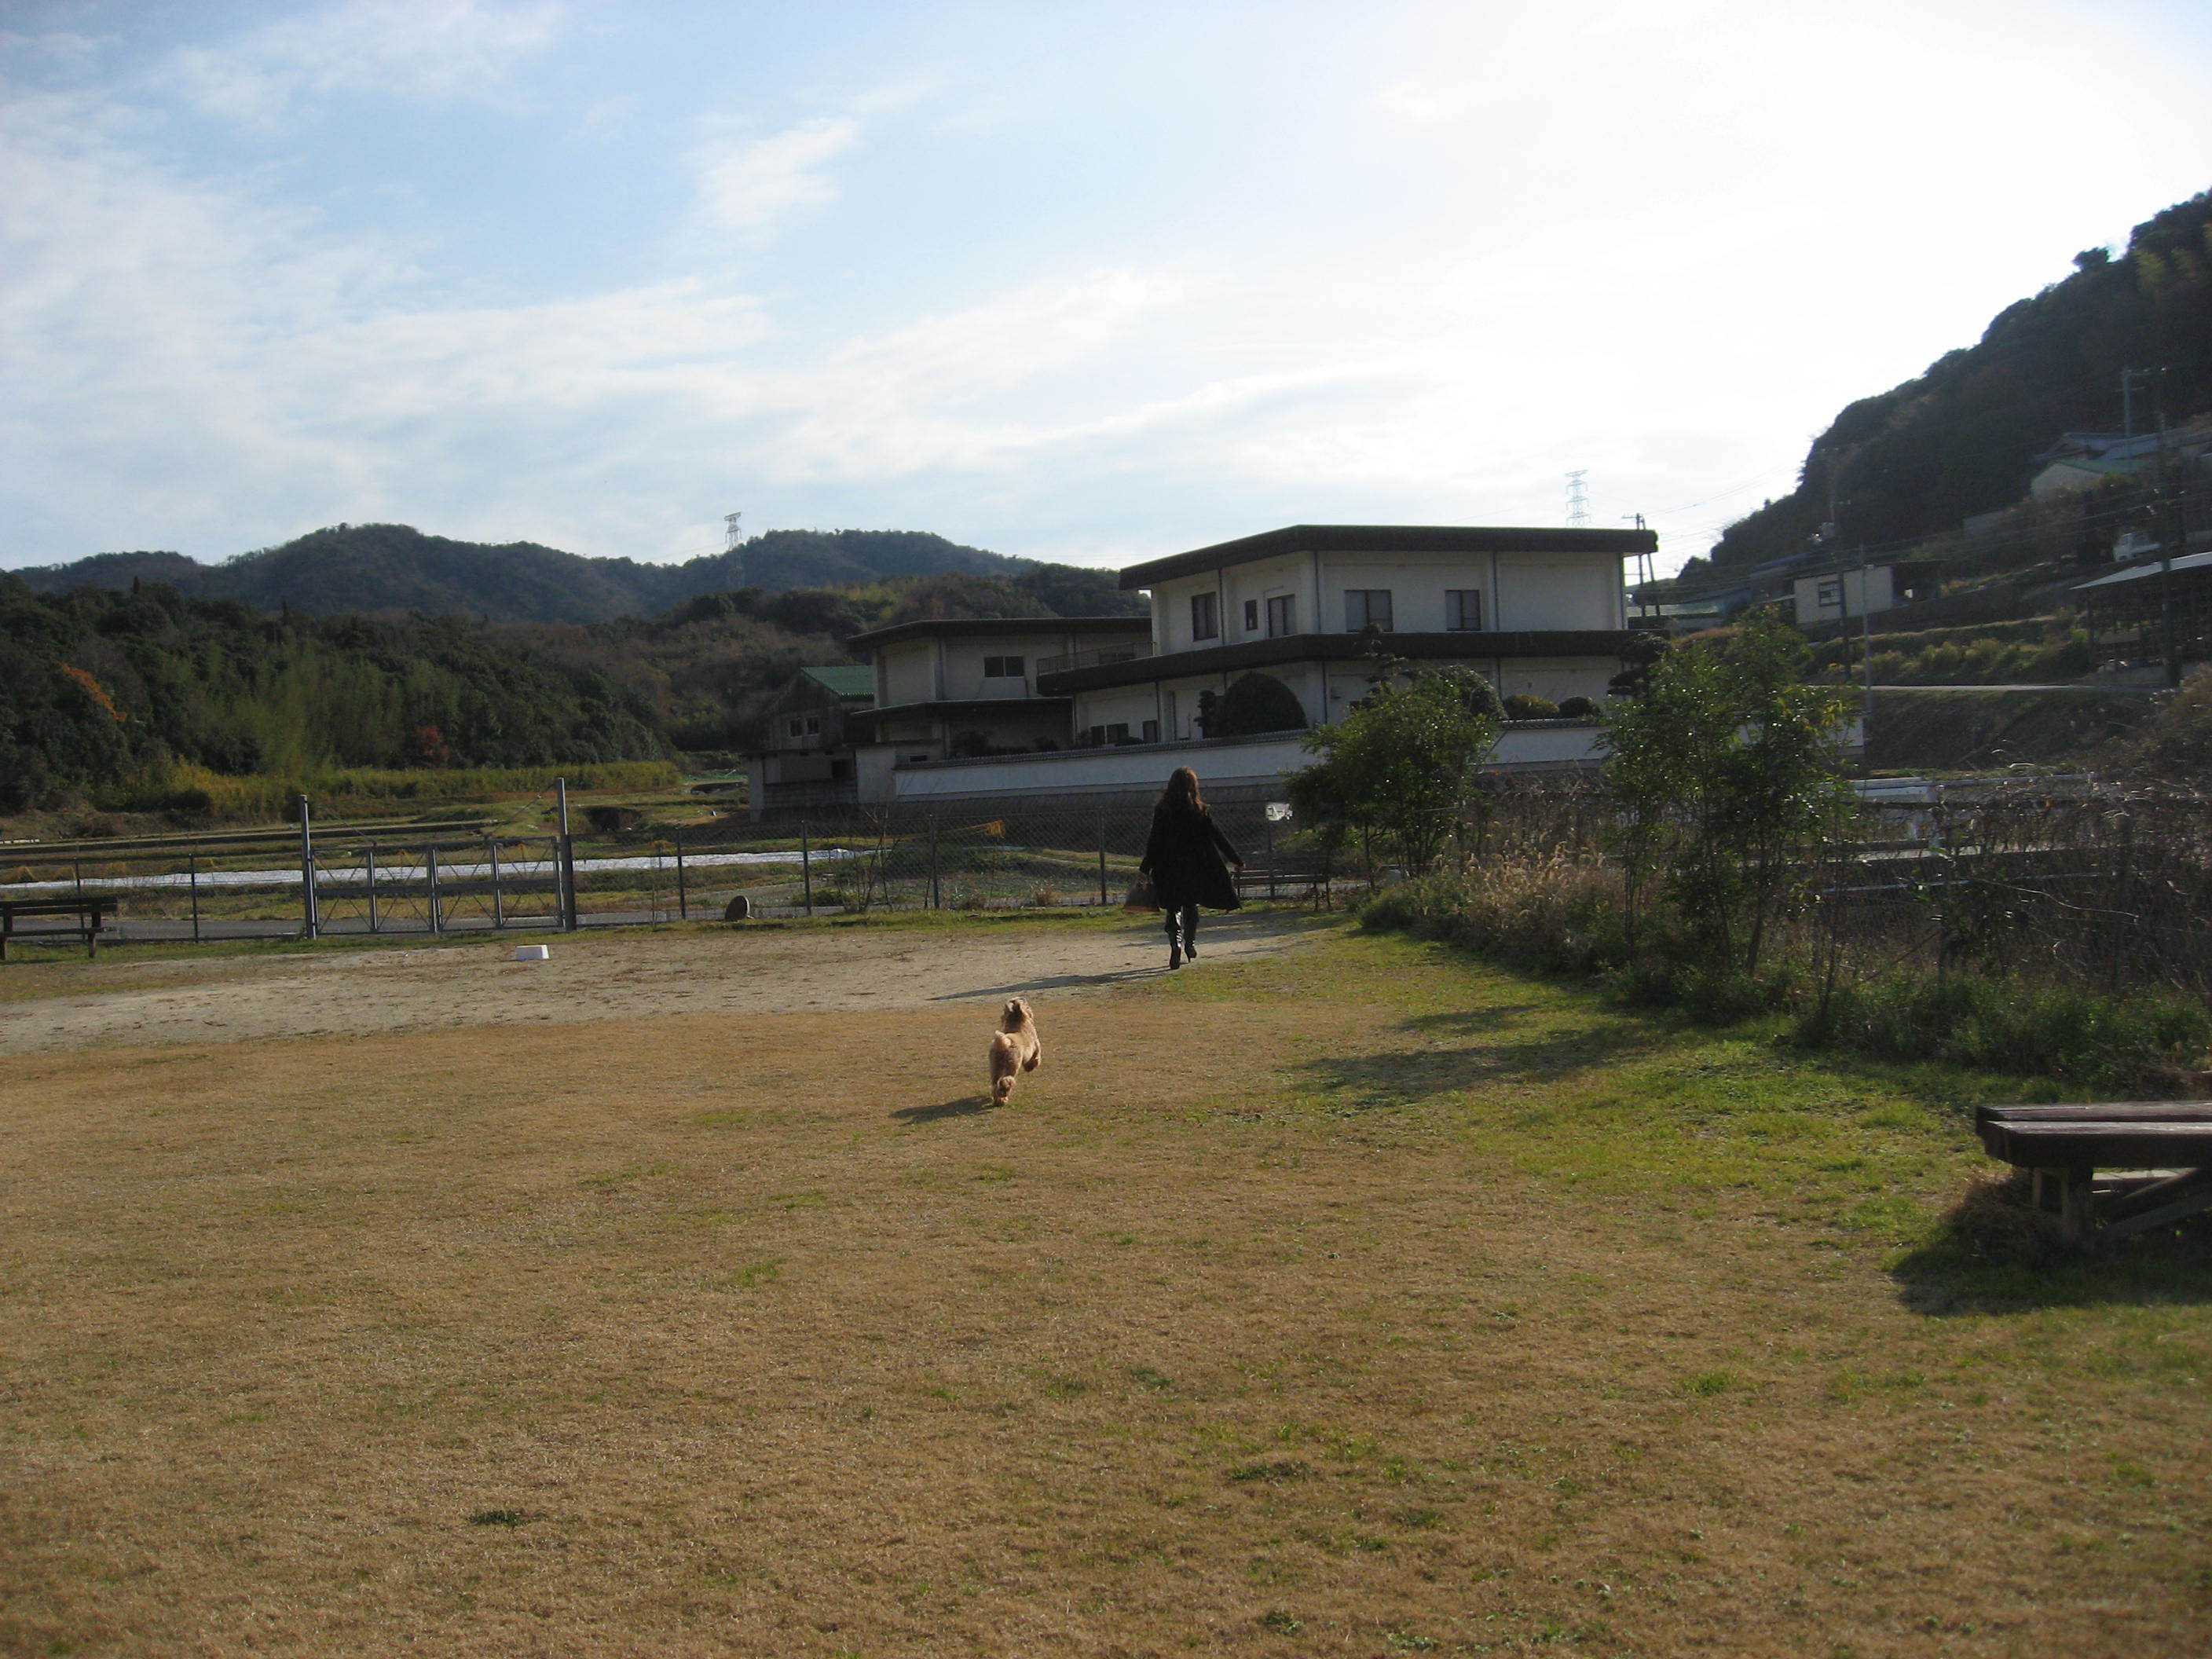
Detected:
[{"left": 987, "top": 997, "right": 1042, "bottom": 1104}]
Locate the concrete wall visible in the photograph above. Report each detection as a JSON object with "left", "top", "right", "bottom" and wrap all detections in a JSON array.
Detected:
[
  {"left": 877, "top": 639, "right": 936, "bottom": 705},
  {"left": 1792, "top": 567, "right": 1899, "bottom": 629},
  {"left": 1148, "top": 545, "right": 1625, "bottom": 650},
  {"left": 887, "top": 722, "right": 1606, "bottom": 803}
]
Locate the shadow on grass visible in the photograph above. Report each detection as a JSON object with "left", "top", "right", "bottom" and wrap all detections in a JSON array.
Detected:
[
  {"left": 1890, "top": 1171, "right": 2212, "bottom": 1313},
  {"left": 892, "top": 1094, "right": 998, "bottom": 1124},
  {"left": 930, "top": 911, "right": 1329, "bottom": 1003},
  {"left": 1298, "top": 1008, "right": 1657, "bottom": 1111}
]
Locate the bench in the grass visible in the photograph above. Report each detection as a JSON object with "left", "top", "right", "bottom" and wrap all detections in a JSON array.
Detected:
[
  {"left": 1235, "top": 855, "right": 1336, "bottom": 904},
  {"left": 0, "top": 896, "right": 116, "bottom": 961},
  {"left": 1976, "top": 1102, "right": 2212, "bottom": 1243}
]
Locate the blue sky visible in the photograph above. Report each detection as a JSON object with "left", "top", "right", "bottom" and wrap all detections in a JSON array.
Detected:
[{"left": 5, "top": 1, "right": 2210, "bottom": 578}]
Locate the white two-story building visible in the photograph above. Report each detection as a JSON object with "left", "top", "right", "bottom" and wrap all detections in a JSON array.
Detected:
[
  {"left": 840, "top": 523, "right": 1653, "bottom": 807},
  {"left": 844, "top": 615, "right": 1153, "bottom": 799},
  {"left": 1044, "top": 523, "right": 1646, "bottom": 742}
]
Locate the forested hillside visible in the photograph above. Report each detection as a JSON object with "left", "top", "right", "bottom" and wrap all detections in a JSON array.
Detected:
[
  {"left": 1702, "top": 188, "right": 2212, "bottom": 571},
  {"left": 0, "top": 579, "right": 668, "bottom": 813},
  {"left": 0, "top": 562, "right": 1144, "bottom": 814},
  {"left": 10, "top": 524, "right": 1141, "bottom": 625}
]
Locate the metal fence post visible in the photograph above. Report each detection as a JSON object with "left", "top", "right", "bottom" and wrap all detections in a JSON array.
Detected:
[
  {"left": 427, "top": 844, "right": 442, "bottom": 934},
  {"left": 928, "top": 811, "right": 940, "bottom": 910},
  {"left": 1097, "top": 808, "right": 1108, "bottom": 906},
  {"left": 366, "top": 843, "right": 380, "bottom": 934},
  {"left": 1265, "top": 811, "right": 1277, "bottom": 899},
  {"left": 73, "top": 859, "right": 82, "bottom": 903},
  {"left": 489, "top": 837, "right": 504, "bottom": 929},
  {"left": 298, "top": 794, "right": 319, "bottom": 940},
  {"left": 801, "top": 819, "right": 813, "bottom": 915},
  {"left": 189, "top": 855, "right": 201, "bottom": 943},
  {"left": 675, "top": 834, "right": 688, "bottom": 921},
  {"left": 556, "top": 776, "right": 577, "bottom": 931}
]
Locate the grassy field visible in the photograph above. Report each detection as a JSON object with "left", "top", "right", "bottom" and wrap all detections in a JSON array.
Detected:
[{"left": 2, "top": 920, "right": 2207, "bottom": 1656}]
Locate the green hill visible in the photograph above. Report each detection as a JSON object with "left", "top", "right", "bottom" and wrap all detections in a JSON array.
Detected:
[
  {"left": 1700, "top": 188, "right": 2212, "bottom": 573},
  {"left": 11, "top": 523, "right": 1138, "bottom": 625}
]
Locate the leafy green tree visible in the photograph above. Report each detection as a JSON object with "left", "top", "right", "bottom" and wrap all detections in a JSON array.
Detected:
[
  {"left": 1286, "top": 676, "right": 1500, "bottom": 877},
  {"left": 1601, "top": 610, "right": 1854, "bottom": 976}
]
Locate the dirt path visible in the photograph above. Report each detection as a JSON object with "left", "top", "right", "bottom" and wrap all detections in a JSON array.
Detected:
[{"left": 0, "top": 913, "right": 1319, "bottom": 1054}]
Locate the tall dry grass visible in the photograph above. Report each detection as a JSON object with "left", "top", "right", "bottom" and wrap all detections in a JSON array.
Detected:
[{"left": 103, "top": 759, "right": 682, "bottom": 822}]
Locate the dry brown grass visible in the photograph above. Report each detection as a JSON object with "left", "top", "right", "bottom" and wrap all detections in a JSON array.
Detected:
[{"left": 2, "top": 923, "right": 2208, "bottom": 1656}]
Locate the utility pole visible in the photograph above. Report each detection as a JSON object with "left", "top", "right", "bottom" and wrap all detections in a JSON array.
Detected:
[
  {"left": 1621, "top": 513, "right": 1651, "bottom": 617},
  {"left": 2153, "top": 374, "right": 2179, "bottom": 687},
  {"left": 1860, "top": 549, "right": 1876, "bottom": 723}
]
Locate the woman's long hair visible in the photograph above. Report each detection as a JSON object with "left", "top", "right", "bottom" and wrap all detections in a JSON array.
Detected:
[{"left": 1159, "top": 766, "right": 1205, "bottom": 815}]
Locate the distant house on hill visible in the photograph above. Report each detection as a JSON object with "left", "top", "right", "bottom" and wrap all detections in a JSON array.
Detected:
[
  {"left": 841, "top": 616, "right": 1154, "bottom": 800},
  {"left": 1790, "top": 561, "right": 1937, "bottom": 630},
  {"left": 746, "top": 665, "right": 875, "bottom": 818},
  {"left": 2030, "top": 420, "right": 2212, "bottom": 499}
]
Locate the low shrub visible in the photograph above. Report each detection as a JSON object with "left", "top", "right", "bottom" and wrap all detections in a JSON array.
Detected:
[
  {"left": 1356, "top": 859, "right": 1627, "bottom": 978},
  {"left": 1555, "top": 695, "right": 1600, "bottom": 720},
  {"left": 1503, "top": 694, "right": 1560, "bottom": 720},
  {"left": 1364, "top": 857, "right": 2211, "bottom": 1089},
  {"left": 1793, "top": 971, "right": 2212, "bottom": 1089}
]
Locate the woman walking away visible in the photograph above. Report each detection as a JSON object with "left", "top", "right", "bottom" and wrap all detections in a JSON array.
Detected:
[{"left": 1139, "top": 767, "right": 1245, "bottom": 969}]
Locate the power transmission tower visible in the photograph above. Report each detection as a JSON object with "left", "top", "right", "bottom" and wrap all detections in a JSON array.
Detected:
[
  {"left": 1565, "top": 471, "right": 1591, "bottom": 527},
  {"left": 723, "top": 511, "right": 744, "bottom": 552}
]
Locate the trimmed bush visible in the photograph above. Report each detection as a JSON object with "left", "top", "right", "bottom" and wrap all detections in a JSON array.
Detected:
[
  {"left": 1207, "top": 672, "right": 1308, "bottom": 737},
  {"left": 1503, "top": 694, "right": 1560, "bottom": 720}
]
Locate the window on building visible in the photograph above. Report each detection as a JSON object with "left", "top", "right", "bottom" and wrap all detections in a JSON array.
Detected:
[
  {"left": 1345, "top": 589, "right": 1393, "bottom": 632},
  {"left": 1265, "top": 594, "right": 1296, "bottom": 638},
  {"left": 1107, "top": 722, "right": 1131, "bottom": 745},
  {"left": 1243, "top": 599, "right": 1259, "bottom": 632},
  {"left": 983, "top": 655, "right": 1025, "bottom": 679},
  {"left": 787, "top": 718, "right": 804, "bottom": 738},
  {"left": 1142, "top": 719, "right": 1159, "bottom": 743},
  {"left": 1447, "top": 589, "right": 1484, "bottom": 632},
  {"left": 1190, "top": 591, "right": 1219, "bottom": 640},
  {"left": 1816, "top": 580, "right": 1843, "bottom": 608},
  {"left": 805, "top": 715, "right": 821, "bottom": 735}
]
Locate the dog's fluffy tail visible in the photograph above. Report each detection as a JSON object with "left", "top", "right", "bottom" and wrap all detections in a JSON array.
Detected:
[{"left": 988, "top": 1031, "right": 1019, "bottom": 1103}]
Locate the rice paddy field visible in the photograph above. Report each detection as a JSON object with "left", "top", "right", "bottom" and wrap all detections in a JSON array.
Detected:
[{"left": 1, "top": 913, "right": 2206, "bottom": 1656}]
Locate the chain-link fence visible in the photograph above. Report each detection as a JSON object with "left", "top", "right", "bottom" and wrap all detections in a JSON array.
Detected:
[{"left": 0, "top": 793, "right": 1338, "bottom": 953}]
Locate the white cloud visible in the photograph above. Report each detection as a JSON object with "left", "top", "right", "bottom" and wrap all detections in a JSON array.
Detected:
[
  {"left": 687, "top": 115, "right": 860, "bottom": 236},
  {"left": 166, "top": 0, "right": 566, "bottom": 126}
]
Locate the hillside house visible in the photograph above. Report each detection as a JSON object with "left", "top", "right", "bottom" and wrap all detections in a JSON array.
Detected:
[
  {"left": 747, "top": 665, "right": 875, "bottom": 817},
  {"left": 844, "top": 616, "right": 1153, "bottom": 800},
  {"left": 1790, "top": 561, "right": 1936, "bottom": 630}
]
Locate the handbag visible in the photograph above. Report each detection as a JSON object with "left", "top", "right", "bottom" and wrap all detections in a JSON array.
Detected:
[{"left": 1122, "top": 872, "right": 1159, "bottom": 912}]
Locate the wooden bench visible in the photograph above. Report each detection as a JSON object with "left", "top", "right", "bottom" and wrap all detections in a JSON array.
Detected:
[
  {"left": 0, "top": 896, "right": 117, "bottom": 961},
  {"left": 1976, "top": 1102, "right": 2212, "bottom": 1243},
  {"left": 1235, "top": 855, "right": 1337, "bottom": 905}
]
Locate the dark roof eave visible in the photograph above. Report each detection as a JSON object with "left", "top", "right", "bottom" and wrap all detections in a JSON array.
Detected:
[
  {"left": 844, "top": 615, "right": 1152, "bottom": 651},
  {"left": 1036, "top": 630, "right": 1635, "bottom": 694},
  {"left": 1117, "top": 524, "right": 1657, "bottom": 590},
  {"left": 848, "top": 696, "right": 1077, "bottom": 727}
]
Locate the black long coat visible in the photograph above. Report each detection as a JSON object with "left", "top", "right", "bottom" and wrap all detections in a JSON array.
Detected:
[{"left": 1140, "top": 804, "right": 1243, "bottom": 911}]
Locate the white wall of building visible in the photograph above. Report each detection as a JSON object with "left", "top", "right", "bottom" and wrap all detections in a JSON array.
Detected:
[
  {"left": 1792, "top": 567, "right": 1899, "bottom": 628},
  {"left": 888, "top": 723, "right": 1607, "bottom": 802},
  {"left": 1147, "top": 545, "right": 1624, "bottom": 652}
]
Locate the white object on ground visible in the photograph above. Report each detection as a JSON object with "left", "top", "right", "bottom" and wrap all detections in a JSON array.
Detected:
[{"left": 512, "top": 944, "right": 551, "bottom": 962}]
